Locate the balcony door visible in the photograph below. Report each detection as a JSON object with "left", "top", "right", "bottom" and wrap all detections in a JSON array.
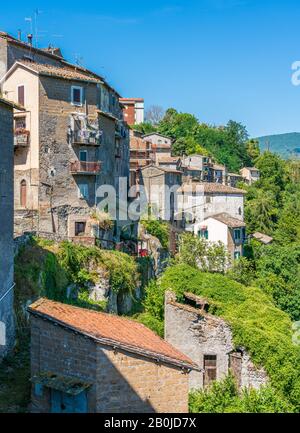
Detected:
[{"left": 79, "top": 150, "right": 87, "bottom": 162}]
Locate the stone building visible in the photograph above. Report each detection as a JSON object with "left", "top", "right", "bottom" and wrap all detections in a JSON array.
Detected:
[
  {"left": 0, "top": 97, "right": 15, "bottom": 360},
  {"left": 239, "top": 167, "right": 260, "bottom": 185},
  {"left": 195, "top": 213, "right": 246, "bottom": 261},
  {"left": 1, "top": 60, "right": 129, "bottom": 243},
  {"left": 28, "top": 298, "right": 198, "bottom": 413},
  {"left": 181, "top": 155, "right": 214, "bottom": 182},
  {"left": 165, "top": 291, "right": 268, "bottom": 391},
  {"left": 139, "top": 164, "right": 182, "bottom": 222},
  {"left": 177, "top": 182, "right": 246, "bottom": 232}
]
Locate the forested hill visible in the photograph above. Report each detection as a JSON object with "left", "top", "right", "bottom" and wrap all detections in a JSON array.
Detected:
[
  {"left": 256, "top": 132, "right": 300, "bottom": 159},
  {"left": 134, "top": 108, "right": 260, "bottom": 172}
]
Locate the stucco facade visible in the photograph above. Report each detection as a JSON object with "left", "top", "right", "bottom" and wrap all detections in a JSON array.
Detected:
[{"left": 1, "top": 61, "right": 129, "bottom": 243}]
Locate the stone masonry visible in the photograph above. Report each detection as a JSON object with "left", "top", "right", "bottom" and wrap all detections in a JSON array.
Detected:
[
  {"left": 165, "top": 291, "right": 268, "bottom": 391},
  {"left": 29, "top": 299, "right": 195, "bottom": 413}
]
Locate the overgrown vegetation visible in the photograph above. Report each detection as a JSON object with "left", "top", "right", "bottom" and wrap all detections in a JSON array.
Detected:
[
  {"left": 141, "top": 218, "right": 170, "bottom": 249},
  {"left": 227, "top": 152, "right": 300, "bottom": 321},
  {"left": 137, "top": 264, "right": 300, "bottom": 411},
  {"left": 134, "top": 108, "right": 258, "bottom": 172},
  {"left": 14, "top": 237, "right": 139, "bottom": 330},
  {"left": 189, "top": 374, "right": 293, "bottom": 413},
  {"left": 175, "top": 232, "right": 229, "bottom": 273}
]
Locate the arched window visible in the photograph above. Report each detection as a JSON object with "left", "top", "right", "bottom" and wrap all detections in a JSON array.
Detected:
[{"left": 20, "top": 179, "right": 27, "bottom": 207}]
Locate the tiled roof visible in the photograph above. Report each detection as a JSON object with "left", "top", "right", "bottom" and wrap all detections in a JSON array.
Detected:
[
  {"left": 208, "top": 213, "right": 246, "bottom": 228},
  {"left": 213, "top": 163, "right": 226, "bottom": 171},
  {"left": 179, "top": 182, "right": 247, "bottom": 194},
  {"left": 18, "top": 60, "right": 101, "bottom": 83},
  {"left": 28, "top": 298, "right": 198, "bottom": 370},
  {"left": 157, "top": 156, "right": 180, "bottom": 163},
  {"left": 252, "top": 232, "right": 273, "bottom": 244}
]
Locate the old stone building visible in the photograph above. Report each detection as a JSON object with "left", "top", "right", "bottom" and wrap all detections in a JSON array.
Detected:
[
  {"left": 0, "top": 59, "right": 129, "bottom": 242},
  {"left": 178, "top": 182, "right": 246, "bottom": 232},
  {"left": 165, "top": 291, "right": 268, "bottom": 391},
  {"left": 239, "top": 167, "right": 260, "bottom": 185},
  {"left": 0, "top": 97, "right": 15, "bottom": 360},
  {"left": 28, "top": 298, "right": 198, "bottom": 413},
  {"left": 139, "top": 164, "right": 182, "bottom": 222}
]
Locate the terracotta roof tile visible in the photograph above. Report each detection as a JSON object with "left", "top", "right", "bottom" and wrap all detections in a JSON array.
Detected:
[
  {"left": 18, "top": 60, "right": 101, "bottom": 83},
  {"left": 208, "top": 213, "right": 246, "bottom": 228},
  {"left": 28, "top": 298, "right": 197, "bottom": 369},
  {"left": 179, "top": 182, "right": 246, "bottom": 194}
]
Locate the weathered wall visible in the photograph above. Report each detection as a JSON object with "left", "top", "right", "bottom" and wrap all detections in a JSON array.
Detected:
[
  {"left": 164, "top": 292, "right": 268, "bottom": 391},
  {"left": 30, "top": 315, "right": 189, "bottom": 413},
  {"left": 0, "top": 100, "right": 15, "bottom": 360},
  {"left": 30, "top": 315, "right": 97, "bottom": 413}
]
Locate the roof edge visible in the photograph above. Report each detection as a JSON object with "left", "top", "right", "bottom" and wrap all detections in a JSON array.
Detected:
[{"left": 28, "top": 306, "right": 199, "bottom": 371}]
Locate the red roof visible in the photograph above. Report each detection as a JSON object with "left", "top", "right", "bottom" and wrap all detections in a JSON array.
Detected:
[{"left": 28, "top": 298, "right": 198, "bottom": 370}]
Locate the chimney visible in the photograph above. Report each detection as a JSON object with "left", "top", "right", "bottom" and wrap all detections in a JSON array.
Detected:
[
  {"left": 27, "top": 34, "right": 33, "bottom": 46},
  {"left": 17, "top": 30, "right": 22, "bottom": 41}
]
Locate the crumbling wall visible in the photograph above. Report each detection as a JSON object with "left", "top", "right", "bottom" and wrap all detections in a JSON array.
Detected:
[{"left": 164, "top": 291, "right": 268, "bottom": 391}]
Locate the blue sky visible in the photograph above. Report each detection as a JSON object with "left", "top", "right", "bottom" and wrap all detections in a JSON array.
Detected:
[{"left": 1, "top": 0, "right": 300, "bottom": 137}]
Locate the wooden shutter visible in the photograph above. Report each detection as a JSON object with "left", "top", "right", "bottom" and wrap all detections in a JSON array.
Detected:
[
  {"left": 18, "top": 86, "right": 25, "bottom": 106},
  {"left": 203, "top": 355, "right": 217, "bottom": 387}
]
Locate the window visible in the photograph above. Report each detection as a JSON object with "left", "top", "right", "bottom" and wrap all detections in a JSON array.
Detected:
[
  {"left": 71, "top": 86, "right": 83, "bottom": 106},
  {"left": 198, "top": 229, "right": 208, "bottom": 240},
  {"left": 75, "top": 221, "right": 86, "bottom": 236},
  {"left": 206, "top": 195, "right": 211, "bottom": 204},
  {"left": 234, "top": 251, "right": 241, "bottom": 260},
  {"left": 20, "top": 179, "right": 27, "bottom": 207},
  {"left": 18, "top": 85, "right": 25, "bottom": 106},
  {"left": 78, "top": 184, "right": 89, "bottom": 199},
  {"left": 234, "top": 229, "right": 241, "bottom": 241},
  {"left": 15, "top": 116, "right": 26, "bottom": 129},
  {"left": 204, "top": 355, "right": 217, "bottom": 387},
  {"left": 79, "top": 150, "right": 87, "bottom": 162}
]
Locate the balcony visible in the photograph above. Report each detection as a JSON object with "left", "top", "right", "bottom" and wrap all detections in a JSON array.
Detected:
[
  {"left": 70, "top": 161, "right": 101, "bottom": 175},
  {"left": 14, "top": 129, "right": 30, "bottom": 147},
  {"left": 72, "top": 130, "right": 101, "bottom": 145}
]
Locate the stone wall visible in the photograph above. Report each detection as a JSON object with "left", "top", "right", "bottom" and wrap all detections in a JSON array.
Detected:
[
  {"left": 164, "top": 291, "right": 268, "bottom": 391},
  {"left": 30, "top": 315, "right": 189, "bottom": 413},
  {"left": 0, "top": 100, "right": 15, "bottom": 360}
]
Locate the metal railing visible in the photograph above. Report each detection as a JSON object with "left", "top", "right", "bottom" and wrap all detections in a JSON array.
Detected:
[{"left": 70, "top": 161, "right": 101, "bottom": 174}]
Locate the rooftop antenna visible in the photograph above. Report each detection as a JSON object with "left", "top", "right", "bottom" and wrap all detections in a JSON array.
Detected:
[
  {"left": 74, "top": 53, "right": 84, "bottom": 68},
  {"left": 25, "top": 16, "right": 33, "bottom": 36}
]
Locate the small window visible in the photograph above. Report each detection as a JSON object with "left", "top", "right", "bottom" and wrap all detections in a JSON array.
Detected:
[
  {"left": 78, "top": 184, "right": 89, "bottom": 199},
  {"left": 15, "top": 116, "right": 26, "bottom": 129},
  {"left": 18, "top": 85, "right": 25, "bottom": 106},
  {"left": 234, "top": 251, "right": 241, "bottom": 260},
  {"left": 75, "top": 221, "right": 86, "bottom": 236},
  {"left": 206, "top": 195, "right": 211, "bottom": 204},
  {"left": 204, "top": 355, "right": 217, "bottom": 387},
  {"left": 20, "top": 179, "right": 27, "bottom": 207},
  {"left": 234, "top": 229, "right": 241, "bottom": 240},
  {"left": 71, "top": 86, "right": 83, "bottom": 106},
  {"left": 79, "top": 150, "right": 87, "bottom": 162},
  {"left": 198, "top": 229, "right": 208, "bottom": 240}
]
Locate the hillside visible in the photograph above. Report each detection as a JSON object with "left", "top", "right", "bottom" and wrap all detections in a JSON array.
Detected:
[
  {"left": 138, "top": 264, "right": 300, "bottom": 411},
  {"left": 256, "top": 132, "right": 300, "bottom": 159}
]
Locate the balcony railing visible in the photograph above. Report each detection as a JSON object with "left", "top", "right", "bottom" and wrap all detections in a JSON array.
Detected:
[
  {"left": 14, "top": 129, "right": 30, "bottom": 147},
  {"left": 72, "top": 130, "right": 101, "bottom": 145},
  {"left": 70, "top": 161, "right": 101, "bottom": 175}
]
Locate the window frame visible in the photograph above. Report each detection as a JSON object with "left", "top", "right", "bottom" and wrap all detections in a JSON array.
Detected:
[
  {"left": 78, "top": 183, "right": 89, "bottom": 199},
  {"left": 71, "top": 85, "right": 83, "bottom": 106}
]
